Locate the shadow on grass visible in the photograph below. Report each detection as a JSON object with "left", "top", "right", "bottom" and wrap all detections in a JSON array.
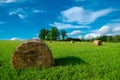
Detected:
[
  {"left": 0, "top": 61, "right": 2, "bottom": 66},
  {"left": 54, "top": 56, "right": 88, "bottom": 66}
]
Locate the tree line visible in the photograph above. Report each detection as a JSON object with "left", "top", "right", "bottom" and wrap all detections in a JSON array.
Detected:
[
  {"left": 80, "top": 35, "right": 120, "bottom": 42},
  {"left": 91, "top": 35, "right": 120, "bottom": 42},
  {"left": 39, "top": 27, "right": 67, "bottom": 40},
  {"left": 39, "top": 27, "right": 120, "bottom": 42}
]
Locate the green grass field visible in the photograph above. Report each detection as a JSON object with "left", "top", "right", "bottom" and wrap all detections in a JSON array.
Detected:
[{"left": 0, "top": 40, "right": 120, "bottom": 80}]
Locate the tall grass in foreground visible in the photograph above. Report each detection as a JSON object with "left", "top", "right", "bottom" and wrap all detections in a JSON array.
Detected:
[{"left": 0, "top": 41, "right": 120, "bottom": 80}]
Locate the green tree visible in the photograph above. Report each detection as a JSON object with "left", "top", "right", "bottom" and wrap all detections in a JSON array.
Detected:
[
  {"left": 114, "top": 35, "right": 120, "bottom": 42},
  {"left": 57, "top": 31, "right": 60, "bottom": 40},
  {"left": 107, "top": 36, "right": 113, "bottom": 42},
  {"left": 61, "top": 30, "right": 66, "bottom": 40},
  {"left": 39, "top": 28, "right": 48, "bottom": 40},
  {"left": 46, "top": 30, "right": 51, "bottom": 41},
  {"left": 98, "top": 35, "right": 107, "bottom": 42},
  {"left": 51, "top": 27, "right": 60, "bottom": 40}
]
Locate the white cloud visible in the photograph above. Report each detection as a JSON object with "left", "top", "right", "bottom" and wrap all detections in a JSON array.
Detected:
[
  {"left": 32, "top": 9, "right": 45, "bottom": 13},
  {"left": 8, "top": 8, "right": 23, "bottom": 15},
  {"left": 113, "top": 27, "right": 120, "bottom": 32},
  {"left": 84, "top": 23, "right": 120, "bottom": 39},
  {"left": 68, "top": 30, "right": 82, "bottom": 36},
  {"left": 0, "top": 0, "right": 26, "bottom": 3},
  {"left": 10, "top": 37, "right": 23, "bottom": 40},
  {"left": 78, "top": 35, "right": 83, "bottom": 39},
  {"left": 33, "top": 10, "right": 41, "bottom": 13},
  {"left": 110, "top": 23, "right": 120, "bottom": 35},
  {"left": 0, "top": 0, "right": 16, "bottom": 3},
  {"left": 18, "top": 14, "right": 26, "bottom": 19},
  {"left": 8, "top": 8, "right": 45, "bottom": 20},
  {"left": 97, "top": 25, "right": 112, "bottom": 34},
  {"left": 50, "top": 22, "right": 89, "bottom": 29},
  {"left": 32, "top": 37, "right": 39, "bottom": 39},
  {"left": 8, "top": 8, "right": 27, "bottom": 19},
  {"left": 84, "top": 25, "right": 112, "bottom": 39},
  {"left": 84, "top": 33, "right": 101, "bottom": 39},
  {"left": 107, "top": 22, "right": 120, "bottom": 34},
  {"left": 61, "top": 6, "right": 114, "bottom": 24},
  {"left": 74, "top": 0, "right": 86, "bottom": 2}
]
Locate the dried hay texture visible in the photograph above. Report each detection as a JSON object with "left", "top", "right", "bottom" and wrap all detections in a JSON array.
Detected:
[
  {"left": 93, "top": 40, "right": 102, "bottom": 46},
  {"left": 11, "top": 39, "right": 54, "bottom": 69},
  {"left": 71, "top": 40, "right": 75, "bottom": 43}
]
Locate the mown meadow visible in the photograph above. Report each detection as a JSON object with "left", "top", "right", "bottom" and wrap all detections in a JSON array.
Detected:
[{"left": 0, "top": 40, "right": 120, "bottom": 80}]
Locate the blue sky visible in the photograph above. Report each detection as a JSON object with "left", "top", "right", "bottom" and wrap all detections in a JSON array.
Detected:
[{"left": 0, "top": 0, "right": 120, "bottom": 40}]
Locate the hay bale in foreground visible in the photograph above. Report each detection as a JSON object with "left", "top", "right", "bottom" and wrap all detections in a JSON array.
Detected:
[
  {"left": 11, "top": 39, "right": 54, "bottom": 69},
  {"left": 93, "top": 40, "right": 102, "bottom": 46}
]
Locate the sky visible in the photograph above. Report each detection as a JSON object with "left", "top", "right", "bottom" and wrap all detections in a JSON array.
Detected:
[{"left": 0, "top": 0, "right": 120, "bottom": 40}]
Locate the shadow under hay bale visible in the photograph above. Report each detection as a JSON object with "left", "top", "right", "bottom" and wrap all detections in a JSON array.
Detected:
[
  {"left": 54, "top": 56, "right": 88, "bottom": 66},
  {"left": 11, "top": 39, "right": 54, "bottom": 69},
  {"left": 93, "top": 40, "right": 102, "bottom": 46}
]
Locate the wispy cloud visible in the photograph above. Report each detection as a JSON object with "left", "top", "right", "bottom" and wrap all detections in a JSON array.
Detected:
[
  {"left": 84, "top": 22, "right": 120, "bottom": 39},
  {"left": 108, "top": 22, "right": 120, "bottom": 35},
  {"left": 32, "top": 9, "right": 45, "bottom": 13},
  {"left": 8, "top": 8, "right": 27, "bottom": 19},
  {"left": 50, "top": 22, "right": 89, "bottom": 29},
  {"left": 10, "top": 37, "right": 24, "bottom": 40},
  {"left": 8, "top": 8, "right": 45, "bottom": 20},
  {"left": 18, "top": 14, "right": 26, "bottom": 19},
  {"left": 74, "top": 0, "right": 86, "bottom": 2},
  {"left": 97, "top": 25, "right": 112, "bottom": 34},
  {"left": 84, "top": 33, "right": 101, "bottom": 39},
  {"left": 8, "top": 8, "right": 23, "bottom": 15},
  {"left": 0, "top": 0, "right": 26, "bottom": 4},
  {"left": 78, "top": 35, "right": 83, "bottom": 39},
  {"left": 84, "top": 25, "right": 112, "bottom": 39},
  {"left": 67, "top": 30, "right": 82, "bottom": 36},
  {"left": 113, "top": 27, "right": 120, "bottom": 32},
  {"left": 32, "top": 37, "right": 39, "bottom": 39},
  {"left": 61, "top": 6, "right": 114, "bottom": 24}
]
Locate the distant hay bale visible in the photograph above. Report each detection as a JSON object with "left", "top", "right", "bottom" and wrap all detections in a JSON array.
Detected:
[
  {"left": 93, "top": 40, "right": 102, "bottom": 46},
  {"left": 71, "top": 40, "right": 75, "bottom": 43},
  {"left": 11, "top": 39, "right": 54, "bottom": 69}
]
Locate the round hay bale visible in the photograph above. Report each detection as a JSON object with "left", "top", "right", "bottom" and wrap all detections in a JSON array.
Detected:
[
  {"left": 93, "top": 40, "right": 102, "bottom": 46},
  {"left": 11, "top": 39, "right": 54, "bottom": 69},
  {"left": 71, "top": 40, "right": 75, "bottom": 43}
]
